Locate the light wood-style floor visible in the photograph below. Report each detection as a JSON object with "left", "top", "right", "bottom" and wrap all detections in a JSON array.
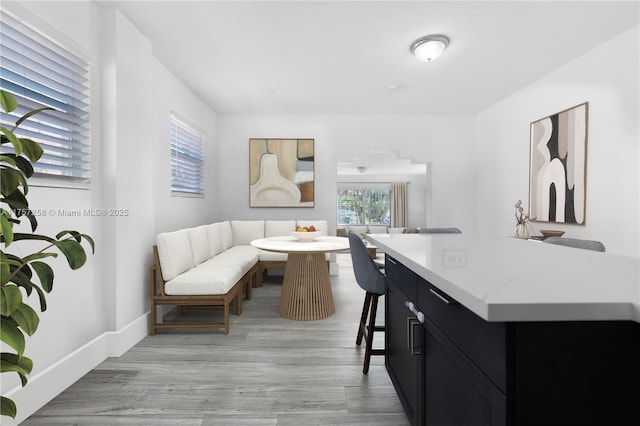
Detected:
[{"left": 22, "top": 255, "right": 409, "bottom": 425}]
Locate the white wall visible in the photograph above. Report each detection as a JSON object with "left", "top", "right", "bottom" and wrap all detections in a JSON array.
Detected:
[
  {"left": 3, "top": 3, "right": 217, "bottom": 424},
  {"left": 475, "top": 25, "right": 639, "bottom": 258},
  {"left": 215, "top": 114, "right": 477, "bottom": 233}
]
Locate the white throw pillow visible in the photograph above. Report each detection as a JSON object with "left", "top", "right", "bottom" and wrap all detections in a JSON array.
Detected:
[
  {"left": 367, "top": 225, "right": 388, "bottom": 234},
  {"left": 265, "top": 220, "right": 296, "bottom": 237},
  {"left": 156, "top": 230, "right": 195, "bottom": 281},
  {"left": 347, "top": 225, "right": 367, "bottom": 236},
  {"left": 188, "top": 226, "right": 211, "bottom": 265},
  {"left": 219, "top": 221, "right": 234, "bottom": 250},
  {"left": 231, "top": 220, "right": 265, "bottom": 245},
  {"left": 388, "top": 227, "right": 406, "bottom": 234},
  {"left": 205, "top": 223, "right": 224, "bottom": 256}
]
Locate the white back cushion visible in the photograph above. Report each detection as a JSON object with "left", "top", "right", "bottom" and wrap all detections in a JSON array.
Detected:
[
  {"left": 297, "top": 220, "right": 328, "bottom": 236},
  {"left": 265, "top": 220, "right": 296, "bottom": 237},
  {"left": 231, "top": 220, "right": 265, "bottom": 245},
  {"left": 188, "top": 226, "right": 211, "bottom": 265},
  {"left": 388, "top": 227, "right": 406, "bottom": 234},
  {"left": 205, "top": 223, "right": 224, "bottom": 256},
  {"left": 156, "top": 230, "right": 195, "bottom": 281},
  {"left": 347, "top": 225, "right": 367, "bottom": 236},
  {"left": 368, "top": 225, "right": 388, "bottom": 234},
  {"left": 219, "top": 221, "right": 234, "bottom": 250}
]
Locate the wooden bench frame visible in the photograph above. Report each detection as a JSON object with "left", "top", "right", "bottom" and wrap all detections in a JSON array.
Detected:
[{"left": 150, "top": 245, "right": 258, "bottom": 335}]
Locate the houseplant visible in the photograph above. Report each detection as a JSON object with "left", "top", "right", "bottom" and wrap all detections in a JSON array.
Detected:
[
  {"left": 514, "top": 199, "right": 531, "bottom": 239},
  {"left": 0, "top": 90, "right": 94, "bottom": 419}
]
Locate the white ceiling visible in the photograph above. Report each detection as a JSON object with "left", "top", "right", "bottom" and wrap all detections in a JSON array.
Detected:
[{"left": 109, "top": 1, "right": 639, "bottom": 115}]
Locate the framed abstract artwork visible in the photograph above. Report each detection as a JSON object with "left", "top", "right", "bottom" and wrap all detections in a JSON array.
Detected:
[
  {"left": 528, "top": 102, "right": 588, "bottom": 224},
  {"left": 249, "top": 138, "right": 315, "bottom": 207}
]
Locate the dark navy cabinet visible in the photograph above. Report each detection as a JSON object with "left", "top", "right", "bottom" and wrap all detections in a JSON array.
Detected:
[{"left": 385, "top": 254, "right": 640, "bottom": 426}]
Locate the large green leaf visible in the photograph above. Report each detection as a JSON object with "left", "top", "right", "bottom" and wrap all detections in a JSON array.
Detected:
[
  {"left": 31, "top": 261, "right": 54, "bottom": 293},
  {"left": 4, "top": 189, "right": 29, "bottom": 212},
  {"left": 0, "top": 285, "right": 22, "bottom": 316},
  {"left": 0, "top": 90, "right": 18, "bottom": 113},
  {"left": 1, "top": 395, "right": 17, "bottom": 419},
  {"left": 19, "top": 138, "right": 44, "bottom": 163},
  {"left": 0, "top": 209, "right": 14, "bottom": 246},
  {"left": 13, "top": 154, "right": 35, "bottom": 180},
  {"left": 0, "top": 319, "right": 25, "bottom": 357},
  {"left": 1, "top": 352, "right": 33, "bottom": 379},
  {"left": 0, "top": 166, "right": 25, "bottom": 198},
  {"left": 0, "top": 127, "right": 22, "bottom": 156},
  {"left": 54, "top": 239, "right": 87, "bottom": 270},
  {"left": 12, "top": 303, "right": 40, "bottom": 336}
]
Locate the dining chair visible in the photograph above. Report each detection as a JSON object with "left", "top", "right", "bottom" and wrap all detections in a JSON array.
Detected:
[
  {"left": 348, "top": 232, "right": 388, "bottom": 374},
  {"left": 543, "top": 237, "right": 606, "bottom": 252}
]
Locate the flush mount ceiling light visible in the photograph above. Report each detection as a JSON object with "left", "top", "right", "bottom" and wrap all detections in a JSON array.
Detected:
[
  {"left": 410, "top": 34, "right": 450, "bottom": 62},
  {"left": 356, "top": 166, "right": 368, "bottom": 173}
]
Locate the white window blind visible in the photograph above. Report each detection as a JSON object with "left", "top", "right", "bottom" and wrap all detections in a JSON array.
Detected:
[
  {"left": 170, "top": 113, "right": 205, "bottom": 197},
  {"left": 0, "top": 10, "right": 91, "bottom": 184}
]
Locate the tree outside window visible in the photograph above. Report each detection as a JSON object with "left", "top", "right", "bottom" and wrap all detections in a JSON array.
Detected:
[{"left": 337, "top": 189, "right": 390, "bottom": 225}]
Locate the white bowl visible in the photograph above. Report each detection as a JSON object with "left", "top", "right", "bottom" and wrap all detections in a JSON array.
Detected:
[{"left": 291, "top": 230, "right": 322, "bottom": 241}]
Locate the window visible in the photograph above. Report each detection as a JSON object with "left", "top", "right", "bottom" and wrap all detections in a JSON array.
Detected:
[
  {"left": 0, "top": 10, "right": 91, "bottom": 185},
  {"left": 170, "top": 113, "right": 205, "bottom": 197},
  {"left": 337, "top": 185, "right": 391, "bottom": 225}
]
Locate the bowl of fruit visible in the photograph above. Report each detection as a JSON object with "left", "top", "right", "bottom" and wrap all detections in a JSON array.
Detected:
[{"left": 292, "top": 225, "right": 321, "bottom": 241}]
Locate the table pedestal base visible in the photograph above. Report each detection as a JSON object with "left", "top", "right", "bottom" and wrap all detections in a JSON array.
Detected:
[{"left": 279, "top": 252, "right": 335, "bottom": 320}]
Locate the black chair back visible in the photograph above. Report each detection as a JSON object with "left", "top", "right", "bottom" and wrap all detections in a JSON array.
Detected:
[{"left": 348, "top": 232, "right": 388, "bottom": 295}]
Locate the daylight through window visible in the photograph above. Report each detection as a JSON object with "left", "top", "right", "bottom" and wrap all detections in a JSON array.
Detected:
[
  {"left": 170, "top": 113, "right": 205, "bottom": 197},
  {"left": 337, "top": 186, "right": 391, "bottom": 225}
]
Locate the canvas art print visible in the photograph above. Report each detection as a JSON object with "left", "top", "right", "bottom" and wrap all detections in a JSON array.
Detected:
[
  {"left": 249, "top": 139, "right": 315, "bottom": 207},
  {"left": 529, "top": 103, "right": 588, "bottom": 224}
]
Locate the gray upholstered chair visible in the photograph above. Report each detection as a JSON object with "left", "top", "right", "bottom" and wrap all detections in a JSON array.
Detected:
[
  {"left": 348, "top": 232, "right": 388, "bottom": 374},
  {"left": 543, "top": 237, "right": 606, "bottom": 252},
  {"left": 419, "top": 227, "right": 462, "bottom": 234}
]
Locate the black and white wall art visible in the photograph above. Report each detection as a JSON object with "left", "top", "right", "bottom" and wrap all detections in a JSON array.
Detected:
[{"left": 529, "top": 103, "right": 588, "bottom": 224}]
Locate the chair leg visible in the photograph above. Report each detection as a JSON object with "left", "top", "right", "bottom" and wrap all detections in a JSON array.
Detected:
[
  {"left": 363, "top": 293, "right": 379, "bottom": 374},
  {"left": 356, "top": 292, "right": 373, "bottom": 345}
]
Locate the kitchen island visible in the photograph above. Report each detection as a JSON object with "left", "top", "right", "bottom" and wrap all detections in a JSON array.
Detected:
[{"left": 367, "top": 233, "right": 639, "bottom": 426}]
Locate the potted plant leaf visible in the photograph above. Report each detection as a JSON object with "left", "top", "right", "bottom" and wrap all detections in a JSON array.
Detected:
[{"left": 0, "top": 89, "right": 94, "bottom": 419}]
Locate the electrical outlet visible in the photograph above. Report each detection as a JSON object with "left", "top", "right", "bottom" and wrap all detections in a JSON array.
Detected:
[{"left": 443, "top": 250, "right": 466, "bottom": 268}]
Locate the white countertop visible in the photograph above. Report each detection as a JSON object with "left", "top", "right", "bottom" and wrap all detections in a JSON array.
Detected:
[{"left": 367, "top": 234, "right": 640, "bottom": 323}]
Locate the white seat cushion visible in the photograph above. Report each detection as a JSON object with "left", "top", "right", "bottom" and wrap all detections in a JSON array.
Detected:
[
  {"left": 165, "top": 265, "right": 242, "bottom": 295},
  {"left": 156, "top": 230, "right": 195, "bottom": 281},
  {"left": 213, "top": 245, "right": 260, "bottom": 274},
  {"left": 231, "top": 220, "right": 265, "bottom": 245},
  {"left": 265, "top": 220, "right": 296, "bottom": 237},
  {"left": 259, "top": 251, "right": 288, "bottom": 262},
  {"left": 188, "top": 226, "right": 211, "bottom": 265}
]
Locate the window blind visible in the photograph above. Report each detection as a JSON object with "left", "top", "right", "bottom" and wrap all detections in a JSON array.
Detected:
[
  {"left": 0, "top": 10, "right": 91, "bottom": 184},
  {"left": 170, "top": 113, "right": 205, "bottom": 197}
]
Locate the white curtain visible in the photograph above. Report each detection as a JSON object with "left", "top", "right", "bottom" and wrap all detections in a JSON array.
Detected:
[{"left": 391, "top": 182, "right": 408, "bottom": 227}]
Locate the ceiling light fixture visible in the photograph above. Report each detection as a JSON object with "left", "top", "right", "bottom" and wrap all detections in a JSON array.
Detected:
[
  {"left": 356, "top": 166, "right": 368, "bottom": 173},
  {"left": 410, "top": 34, "right": 449, "bottom": 62}
]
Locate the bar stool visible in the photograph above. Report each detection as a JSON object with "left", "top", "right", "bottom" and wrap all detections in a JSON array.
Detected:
[{"left": 348, "top": 232, "right": 388, "bottom": 374}]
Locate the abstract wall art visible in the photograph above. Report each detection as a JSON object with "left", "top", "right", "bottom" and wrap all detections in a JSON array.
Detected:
[
  {"left": 249, "top": 138, "right": 315, "bottom": 207},
  {"left": 528, "top": 102, "right": 588, "bottom": 224}
]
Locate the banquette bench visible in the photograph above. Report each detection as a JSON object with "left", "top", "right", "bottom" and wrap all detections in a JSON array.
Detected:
[{"left": 150, "top": 219, "right": 328, "bottom": 335}]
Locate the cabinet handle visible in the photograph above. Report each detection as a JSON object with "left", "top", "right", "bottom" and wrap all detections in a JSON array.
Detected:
[
  {"left": 409, "top": 318, "right": 422, "bottom": 356},
  {"left": 429, "top": 288, "right": 455, "bottom": 305},
  {"left": 387, "top": 257, "right": 397, "bottom": 265},
  {"left": 405, "top": 301, "right": 425, "bottom": 323}
]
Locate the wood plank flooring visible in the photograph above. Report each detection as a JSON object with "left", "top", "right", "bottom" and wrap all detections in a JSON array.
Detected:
[{"left": 22, "top": 256, "right": 409, "bottom": 425}]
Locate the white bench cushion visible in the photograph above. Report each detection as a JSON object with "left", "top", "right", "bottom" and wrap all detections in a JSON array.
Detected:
[
  {"left": 231, "top": 220, "right": 265, "bottom": 245},
  {"left": 156, "top": 230, "right": 195, "bottom": 281},
  {"left": 265, "top": 220, "right": 296, "bottom": 237},
  {"left": 259, "top": 251, "right": 288, "bottom": 262},
  {"left": 188, "top": 226, "right": 211, "bottom": 265},
  {"left": 165, "top": 265, "right": 242, "bottom": 295}
]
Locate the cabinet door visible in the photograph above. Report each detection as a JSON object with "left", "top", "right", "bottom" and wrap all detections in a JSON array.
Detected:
[
  {"left": 386, "top": 282, "right": 422, "bottom": 425},
  {"left": 423, "top": 318, "right": 506, "bottom": 426}
]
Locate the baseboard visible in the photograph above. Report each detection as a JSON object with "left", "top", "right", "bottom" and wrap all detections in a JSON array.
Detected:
[{"left": 4, "top": 312, "right": 150, "bottom": 425}]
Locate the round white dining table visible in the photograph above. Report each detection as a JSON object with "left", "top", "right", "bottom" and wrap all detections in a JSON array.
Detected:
[{"left": 250, "top": 236, "right": 349, "bottom": 320}]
